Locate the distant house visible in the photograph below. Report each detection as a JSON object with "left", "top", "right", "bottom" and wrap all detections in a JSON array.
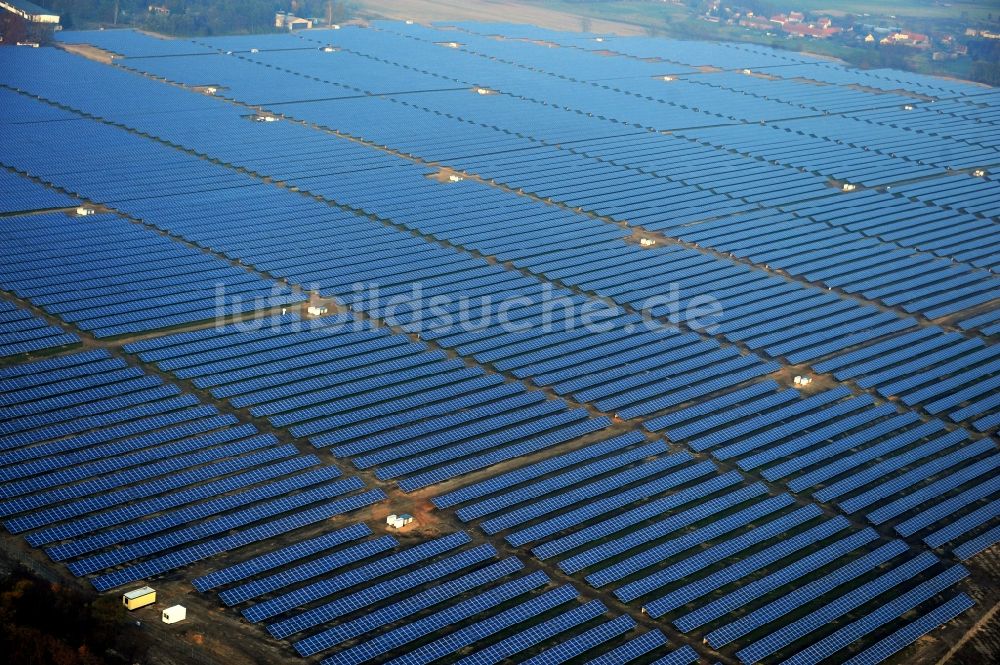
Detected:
[
  {"left": 275, "top": 12, "right": 313, "bottom": 30},
  {"left": 147, "top": 4, "right": 169, "bottom": 16},
  {"left": 882, "top": 32, "right": 929, "bottom": 48},
  {"left": 783, "top": 22, "right": 840, "bottom": 39},
  {"left": 740, "top": 15, "right": 773, "bottom": 31}
]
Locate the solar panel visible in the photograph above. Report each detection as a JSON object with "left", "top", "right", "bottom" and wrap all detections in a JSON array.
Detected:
[
  {"left": 522, "top": 615, "right": 636, "bottom": 665},
  {"left": 588, "top": 491, "right": 790, "bottom": 588},
  {"left": 193, "top": 523, "right": 372, "bottom": 591},
  {"left": 321, "top": 570, "right": 549, "bottom": 665},
  {"left": 222, "top": 536, "right": 397, "bottom": 606},
  {"left": 456, "top": 600, "right": 608, "bottom": 665},
  {"left": 91, "top": 488, "right": 386, "bottom": 591},
  {"left": 243, "top": 531, "right": 469, "bottom": 622},
  {"left": 674, "top": 528, "right": 879, "bottom": 633},
  {"left": 539, "top": 472, "right": 742, "bottom": 563},
  {"left": 387, "top": 584, "right": 580, "bottom": 665},
  {"left": 582, "top": 629, "right": 667, "bottom": 665},
  {"left": 615, "top": 503, "right": 820, "bottom": 603},
  {"left": 644, "top": 515, "right": 850, "bottom": 617},
  {"left": 296, "top": 555, "right": 522, "bottom": 657},
  {"left": 509, "top": 459, "right": 717, "bottom": 548},
  {"left": 843, "top": 594, "right": 975, "bottom": 665},
  {"left": 271, "top": 542, "right": 499, "bottom": 639},
  {"left": 706, "top": 538, "right": 909, "bottom": 648},
  {"left": 781, "top": 564, "right": 968, "bottom": 664},
  {"left": 734, "top": 551, "right": 938, "bottom": 662}
]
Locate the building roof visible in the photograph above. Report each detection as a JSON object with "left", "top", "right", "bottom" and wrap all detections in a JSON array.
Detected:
[
  {"left": 0, "top": 0, "right": 60, "bottom": 22},
  {"left": 123, "top": 586, "right": 155, "bottom": 599}
]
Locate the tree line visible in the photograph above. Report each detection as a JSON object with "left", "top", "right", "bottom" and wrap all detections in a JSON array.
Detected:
[{"left": 44, "top": 1, "right": 358, "bottom": 35}]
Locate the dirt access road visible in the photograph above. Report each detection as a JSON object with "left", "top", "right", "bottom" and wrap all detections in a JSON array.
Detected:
[{"left": 356, "top": 0, "right": 650, "bottom": 35}]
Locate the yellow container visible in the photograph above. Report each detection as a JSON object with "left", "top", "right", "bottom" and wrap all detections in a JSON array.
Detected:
[{"left": 122, "top": 586, "right": 156, "bottom": 610}]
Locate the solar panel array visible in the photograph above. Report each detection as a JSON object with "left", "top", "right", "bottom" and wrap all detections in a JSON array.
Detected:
[
  {"left": 194, "top": 528, "right": 697, "bottom": 664},
  {"left": 0, "top": 210, "right": 304, "bottom": 338},
  {"left": 0, "top": 351, "right": 384, "bottom": 591},
  {"left": 0, "top": 167, "right": 77, "bottom": 215},
  {"left": 0, "top": 299, "right": 79, "bottom": 358},
  {"left": 436, "top": 432, "right": 973, "bottom": 664},
  {"left": 123, "top": 314, "right": 614, "bottom": 491},
  {"left": 648, "top": 381, "right": 1000, "bottom": 559},
  {"left": 0, "top": 18, "right": 994, "bottom": 665}
]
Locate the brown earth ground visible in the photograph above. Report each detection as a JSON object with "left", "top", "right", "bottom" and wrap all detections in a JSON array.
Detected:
[{"left": 356, "top": 0, "right": 649, "bottom": 35}]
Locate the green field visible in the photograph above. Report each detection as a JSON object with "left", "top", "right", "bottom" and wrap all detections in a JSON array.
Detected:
[
  {"left": 785, "top": 1, "right": 997, "bottom": 21},
  {"left": 532, "top": 0, "right": 998, "bottom": 27}
]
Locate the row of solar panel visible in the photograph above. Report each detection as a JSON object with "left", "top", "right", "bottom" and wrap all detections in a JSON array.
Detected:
[
  {"left": 784, "top": 189, "right": 998, "bottom": 273},
  {"left": 648, "top": 206, "right": 998, "bottom": 319},
  {"left": 193, "top": 527, "right": 699, "bottom": 664},
  {"left": 123, "top": 314, "right": 622, "bottom": 491},
  {"left": 646, "top": 380, "right": 1000, "bottom": 558},
  {"left": 3, "top": 51, "right": 967, "bottom": 386},
  {"left": 0, "top": 49, "right": 988, "bottom": 440},
  {"left": 0, "top": 350, "right": 384, "bottom": 592},
  {"left": 432, "top": 428, "right": 973, "bottom": 662},
  {"left": 0, "top": 300, "right": 79, "bottom": 358},
  {"left": 813, "top": 326, "right": 1000, "bottom": 431},
  {"left": 0, "top": 168, "right": 77, "bottom": 215},
  {"left": 23, "top": 35, "right": 976, "bottom": 312},
  {"left": 0, "top": 208, "right": 303, "bottom": 338}
]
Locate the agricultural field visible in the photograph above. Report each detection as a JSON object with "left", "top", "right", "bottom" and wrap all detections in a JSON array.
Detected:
[{"left": 0, "top": 14, "right": 998, "bottom": 665}]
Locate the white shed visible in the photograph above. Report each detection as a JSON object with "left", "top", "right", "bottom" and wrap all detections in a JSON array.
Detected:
[{"left": 162, "top": 605, "right": 186, "bottom": 624}]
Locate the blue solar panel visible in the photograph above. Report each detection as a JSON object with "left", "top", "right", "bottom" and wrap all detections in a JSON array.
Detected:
[
  {"left": 781, "top": 564, "right": 968, "bottom": 664},
  {"left": 588, "top": 491, "right": 790, "bottom": 588},
  {"left": 509, "top": 459, "right": 717, "bottom": 548},
  {"left": 539, "top": 472, "right": 742, "bottom": 563},
  {"left": 52, "top": 465, "right": 343, "bottom": 563},
  {"left": 924, "top": 497, "right": 1000, "bottom": 550},
  {"left": 222, "top": 536, "right": 397, "bottom": 606},
  {"left": 91, "top": 488, "right": 386, "bottom": 591},
  {"left": 296, "top": 555, "right": 522, "bottom": 657},
  {"left": 614, "top": 503, "right": 820, "bottom": 603},
  {"left": 321, "top": 570, "right": 549, "bottom": 665},
  {"left": 272, "top": 542, "right": 499, "bottom": 640},
  {"left": 457, "top": 600, "right": 608, "bottom": 665},
  {"left": 243, "top": 531, "right": 470, "bottom": 622},
  {"left": 433, "top": 431, "right": 644, "bottom": 509},
  {"left": 457, "top": 441, "right": 665, "bottom": 522},
  {"left": 843, "top": 594, "right": 975, "bottom": 665},
  {"left": 558, "top": 478, "right": 761, "bottom": 575},
  {"left": 483, "top": 452, "right": 690, "bottom": 534},
  {"left": 522, "top": 615, "right": 637, "bottom": 665},
  {"left": 734, "top": 551, "right": 937, "bottom": 662},
  {"left": 643, "top": 515, "right": 850, "bottom": 617},
  {"left": 3, "top": 31, "right": 997, "bottom": 665},
  {"left": 389, "top": 584, "right": 580, "bottom": 665},
  {"left": 674, "top": 528, "right": 879, "bottom": 633},
  {"left": 73, "top": 476, "right": 364, "bottom": 575},
  {"left": 27, "top": 451, "right": 315, "bottom": 544},
  {"left": 193, "top": 523, "right": 372, "bottom": 591},
  {"left": 953, "top": 524, "right": 1000, "bottom": 560},
  {"left": 706, "top": 539, "right": 909, "bottom": 648},
  {"left": 582, "top": 629, "right": 667, "bottom": 665}
]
